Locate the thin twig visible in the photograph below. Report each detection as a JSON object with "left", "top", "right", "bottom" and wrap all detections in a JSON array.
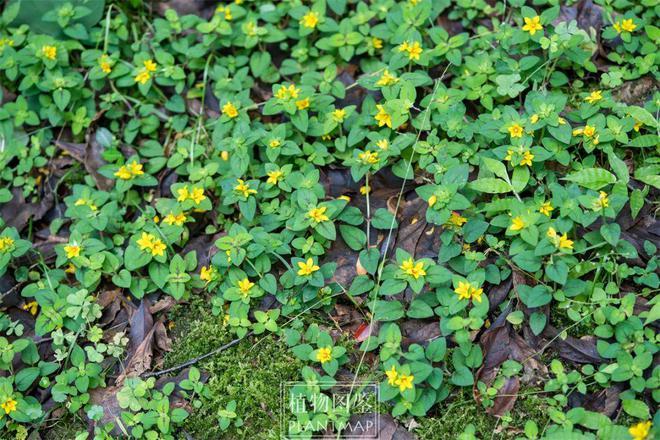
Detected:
[{"left": 143, "top": 331, "right": 252, "bottom": 378}]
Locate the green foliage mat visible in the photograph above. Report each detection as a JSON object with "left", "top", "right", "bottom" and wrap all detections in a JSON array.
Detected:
[{"left": 0, "top": 0, "right": 658, "bottom": 439}]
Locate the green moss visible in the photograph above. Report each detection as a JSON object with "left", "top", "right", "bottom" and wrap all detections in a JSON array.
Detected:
[
  {"left": 165, "top": 307, "right": 303, "bottom": 440},
  {"left": 415, "top": 387, "right": 549, "bottom": 439}
]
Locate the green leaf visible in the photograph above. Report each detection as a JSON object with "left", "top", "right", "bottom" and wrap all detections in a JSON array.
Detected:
[
  {"left": 622, "top": 399, "right": 650, "bottom": 419},
  {"left": 339, "top": 225, "right": 366, "bottom": 251},
  {"left": 600, "top": 223, "right": 621, "bottom": 246},
  {"left": 517, "top": 285, "right": 552, "bottom": 308},
  {"left": 564, "top": 168, "right": 616, "bottom": 190},
  {"left": 468, "top": 178, "right": 511, "bottom": 194}
]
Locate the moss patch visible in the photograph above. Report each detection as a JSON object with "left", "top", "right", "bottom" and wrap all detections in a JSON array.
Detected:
[
  {"left": 415, "top": 388, "right": 549, "bottom": 439},
  {"left": 165, "top": 307, "right": 303, "bottom": 439}
]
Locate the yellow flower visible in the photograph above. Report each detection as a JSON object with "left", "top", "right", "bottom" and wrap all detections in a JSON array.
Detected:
[
  {"left": 395, "top": 373, "right": 414, "bottom": 392},
  {"left": 267, "top": 170, "right": 284, "bottom": 185},
  {"left": 371, "top": 37, "right": 383, "bottom": 49},
  {"left": 633, "top": 121, "right": 642, "bottom": 132},
  {"left": 99, "top": 55, "right": 112, "bottom": 73},
  {"left": 200, "top": 265, "right": 217, "bottom": 283},
  {"left": 406, "top": 41, "right": 423, "bottom": 60},
  {"left": 583, "top": 125, "right": 596, "bottom": 138},
  {"left": 64, "top": 244, "right": 81, "bottom": 259},
  {"left": 470, "top": 286, "right": 484, "bottom": 303},
  {"left": 400, "top": 258, "right": 426, "bottom": 279},
  {"left": 445, "top": 212, "right": 468, "bottom": 228},
  {"left": 143, "top": 59, "right": 157, "bottom": 72},
  {"left": 454, "top": 281, "right": 472, "bottom": 301},
  {"left": 275, "top": 83, "right": 301, "bottom": 100},
  {"left": 332, "top": 108, "right": 346, "bottom": 122},
  {"left": 42, "top": 45, "right": 57, "bottom": 60},
  {"left": 547, "top": 227, "right": 573, "bottom": 250},
  {"left": 629, "top": 421, "right": 651, "bottom": 440},
  {"left": 153, "top": 215, "right": 160, "bottom": 223},
  {"left": 376, "top": 69, "right": 398, "bottom": 87},
  {"left": 360, "top": 185, "right": 371, "bottom": 195},
  {"left": 522, "top": 16, "right": 543, "bottom": 35},
  {"left": 300, "top": 11, "right": 320, "bottom": 29},
  {"left": 189, "top": 187, "right": 206, "bottom": 204},
  {"left": 216, "top": 5, "right": 232, "bottom": 20},
  {"left": 614, "top": 18, "right": 636, "bottom": 34},
  {"left": 134, "top": 69, "right": 151, "bottom": 84},
  {"left": 428, "top": 195, "right": 437, "bottom": 207},
  {"left": 385, "top": 365, "right": 398, "bottom": 385},
  {"left": 520, "top": 150, "right": 534, "bottom": 167},
  {"left": 307, "top": 206, "right": 329, "bottom": 223},
  {"left": 114, "top": 165, "right": 132, "bottom": 180},
  {"left": 269, "top": 139, "right": 281, "bottom": 148},
  {"left": 222, "top": 101, "right": 239, "bottom": 118},
  {"left": 585, "top": 90, "right": 603, "bottom": 104},
  {"left": 128, "top": 161, "right": 144, "bottom": 176},
  {"left": 338, "top": 195, "right": 351, "bottom": 202},
  {"left": 558, "top": 234, "right": 574, "bottom": 250},
  {"left": 149, "top": 238, "right": 166, "bottom": 257},
  {"left": 297, "top": 258, "right": 320, "bottom": 276},
  {"left": 234, "top": 179, "right": 257, "bottom": 198},
  {"left": 316, "top": 347, "right": 332, "bottom": 363},
  {"left": 358, "top": 150, "right": 379, "bottom": 165},
  {"left": 376, "top": 139, "right": 389, "bottom": 151},
  {"left": 177, "top": 187, "right": 190, "bottom": 202},
  {"left": 508, "top": 123, "right": 524, "bottom": 138},
  {"left": 558, "top": 117, "right": 566, "bottom": 125},
  {"left": 510, "top": 216, "right": 526, "bottom": 231},
  {"left": 593, "top": 191, "right": 609, "bottom": 210},
  {"left": 163, "top": 213, "right": 187, "bottom": 226},
  {"left": 237, "top": 278, "right": 255, "bottom": 296},
  {"left": 0, "top": 236, "right": 15, "bottom": 253},
  {"left": 539, "top": 201, "right": 554, "bottom": 217},
  {"left": 137, "top": 232, "right": 155, "bottom": 251},
  {"left": 530, "top": 114, "right": 539, "bottom": 124},
  {"left": 398, "top": 41, "right": 410, "bottom": 52},
  {"left": 375, "top": 104, "right": 392, "bottom": 128},
  {"left": 1, "top": 398, "right": 17, "bottom": 414},
  {"left": 295, "top": 97, "right": 310, "bottom": 110},
  {"left": 22, "top": 301, "right": 38, "bottom": 316}
]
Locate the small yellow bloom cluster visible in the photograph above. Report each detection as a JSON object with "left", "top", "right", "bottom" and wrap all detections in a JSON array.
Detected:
[
  {"left": 163, "top": 212, "right": 187, "bottom": 226},
  {"left": 297, "top": 258, "right": 320, "bottom": 276},
  {"left": 374, "top": 104, "right": 392, "bottom": 128},
  {"left": 64, "top": 243, "right": 82, "bottom": 259},
  {"left": 572, "top": 125, "right": 599, "bottom": 145},
  {"left": 400, "top": 258, "right": 426, "bottom": 279},
  {"left": 508, "top": 123, "right": 524, "bottom": 139},
  {"left": 358, "top": 150, "right": 379, "bottom": 165},
  {"left": 216, "top": 5, "right": 232, "bottom": 20},
  {"left": 316, "top": 346, "right": 332, "bottom": 363},
  {"left": 0, "top": 236, "right": 15, "bottom": 253},
  {"left": 307, "top": 206, "right": 329, "bottom": 223},
  {"left": 505, "top": 147, "right": 534, "bottom": 167},
  {"left": 547, "top": 227, "right": 573, "bottom": 250},
  {"left": 522, "top": 16, "right": 543, "bottom": 35},
  {"left": 99, "top": 54, "right": 112, "bottom": 74},
  {"left": 266, "top": 169, "right": 284, "bottom": 185},
  {"left": 234, "top": 179, "right": 257, "bottom": 198},
  {"left": 371, "top": 37, "right": 383, "bottom": 49},
  {"left": 398, "top": 41, "right": 423, "bottom": 61},
  {"left": 200, "top": 265, "right": 218, "bottom": 283},
  {"left": 295, "top": 97, "right": 310, "bottom": 110},
  {"left": 385, "top": 365, "right": 414, "bottom": 392},
  {"left": 454, "top": 281, "right": 483, "bottom": 303},
  {"left": 177, "top": 186, "right": 206, "bottom": 205},
  {"left": 584, "top": 90, "right": 602, "bottom": 104},
  {"left": 614, "top": 18, "right": 636, "bottom": 34},
  {"left": 300, "top": 11, "right": 320, "bottom": 29},
  {"left": 510, "top": 216, "right": 526, "bottom": 231},
  {"left": 75, "top": 197, "right": 98, "bottom": 211},
  {"left": 137, "top": 232, "right": 166, "bottom": 257},
  {"left": 376, "top": 69, "right": 398, "bottom": 87},
  {"left": 22, "top": 301, "right": 38, "bottom": 316},
  {"left": 222, "top": 101, "right": 239, "bottom": 118},
  {"left": 539, "top": 201, "right": 554, "bottom": 217},
  {"left": 135, "top": 59, "right": 157, "bottom": 84},
  {"left": 628, "top": 421, "right": 651, "bottom": 440},
  {"left": 444, "top": 212, "right": 468, "bottom": 229},
  {"left": 592, "top": 191, "right": 609, "bottom": 211},
  {"left": 268, "top": 139, "right": 281, "bottom": 148},
  {"left": 275, "top": 84, "right": 301, "bottom": 100},
  {"left": 1, "top": 398, "right": 17, "bottom": 415},
  {"left": 42, "top": 45, "right": 57, "bottom": 60},
  {"left": 332, "top": 108, "right": 346, "bottom": 122},
  {"left": 114, "top": 161, "right": 144, "bottom": 180},
  {"left": 237, "top": 278, "right": 254, "bottom": 297}
]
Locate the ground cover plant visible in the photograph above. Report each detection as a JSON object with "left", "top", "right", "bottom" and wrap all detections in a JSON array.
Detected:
[{"left": 0, "top": 0, "right": 658, "bottom": 438}]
